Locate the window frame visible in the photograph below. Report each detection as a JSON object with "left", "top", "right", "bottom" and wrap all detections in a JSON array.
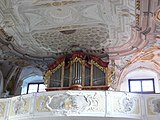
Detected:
[
  {"left": 128, "top": 78, "right": 155, "bottom": 94},
  {"left": 27, "top": 82, "right": 45, "bottom": 94}
]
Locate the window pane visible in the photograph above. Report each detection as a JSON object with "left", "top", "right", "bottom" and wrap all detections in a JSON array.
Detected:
[
  {"left": 130, "top": 81, "right": 141, "bottom": 92},
  {"left": 28, "top": 84, "right": 38, "bottom": 93},
  {"left": 142, "top": 80, "right": 154, "bottom": 92},
  {"left": 39, "top": 84, "right": 46, "bottom": 92}
]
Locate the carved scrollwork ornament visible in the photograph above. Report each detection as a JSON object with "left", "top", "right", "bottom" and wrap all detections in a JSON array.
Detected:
[
  {"left": 44, "top": 70, "right": 52, "bottom": 87},
  {"left": 107, "top": 67, "right": 115, "bottom": 86},
  {"left": 154, "top": 8, "right": 160, "bottom": 24}
]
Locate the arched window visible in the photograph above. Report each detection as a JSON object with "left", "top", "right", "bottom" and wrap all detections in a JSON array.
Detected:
[
  {"left": 19, "top": 66, "right": 46, "bottom": 95},
  {"left": 120, "top": 69, "right": 160, "bottom": 93},
  {"left": 21, "top": 75, "right": 46, "bottom": 94},
  {"left": 27, "top": 82, "right": 45, "bottom": 94},
  {"left": 128, "top": 78, "right": 155, "bottom": 93}
]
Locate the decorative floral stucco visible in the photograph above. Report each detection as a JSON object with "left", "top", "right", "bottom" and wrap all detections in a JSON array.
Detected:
[
  {"left": 35, "top": 91, "right": 105, "bottom": 115},
  {"left": 10, "top": 96, "right": 30, "bottom": 116},
  {"left": 107, "top": 91, "right": 140, "bottom": 116}
]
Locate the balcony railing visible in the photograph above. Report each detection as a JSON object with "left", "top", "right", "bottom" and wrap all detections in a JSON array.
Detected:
[{"left": 0, "top": 90, "right": 160, "bottom": 120}]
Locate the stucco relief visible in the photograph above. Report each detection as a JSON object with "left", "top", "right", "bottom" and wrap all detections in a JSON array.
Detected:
[
  {"left": 36, "top": 96, "right": 50, "bottom": 112},
  {"left": 10, "top": 96, "right": 30, "bottom": 116},
  {"left": 31, "top": 26, "right": 109, "bottom": 53},
  {"left": 147, "top": 97, "right": 160, "bottom": 115},
  {"left": 154, "top": 7, "right": 160, "bottom": 25},
  {"left": 35, "top": 91, "right": 105, "bottom": 115},
  {"left": 107, "top": 92, "right": 140, "bottom": 115},
  {"left": 119, "top": 96, "right": 136, "bottom": 113},
  {"left": 0, "top": 0, "right": 136, "bottom": 58},
  {"left": 0, "top": 13, "right": 3, "bottom": 25},
  {"left": 152, "top": 99, "right": 160, "bottom": 113},
  {"left": 47, "top": 94, "right": 88, "bottom": 114},
  {"left": 11, "top": 0, "right": 103, "bottom": 31},
  {"left": 0, "top": 101, "right": 7, "bottom": 118}
]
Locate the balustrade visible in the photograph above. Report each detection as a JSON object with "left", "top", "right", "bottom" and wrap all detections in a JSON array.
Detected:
[{"left": 0, "top": 91, "right": 159, "bottom": 120}]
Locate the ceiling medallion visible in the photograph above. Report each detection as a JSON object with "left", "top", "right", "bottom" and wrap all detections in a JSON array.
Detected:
[
  {"left": 49, "top": 7, "right": 71, "bottom": 18},
  {"left": 60, "top": 29, "right": 76, "bottom": 34}
]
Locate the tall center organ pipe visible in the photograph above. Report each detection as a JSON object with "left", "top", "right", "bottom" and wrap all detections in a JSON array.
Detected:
[{"left": 72, "top": 62, "right": 82, "bottom": 85}]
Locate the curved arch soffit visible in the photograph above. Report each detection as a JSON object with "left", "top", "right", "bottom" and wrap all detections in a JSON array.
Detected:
[
  {"left": 119, "top": 68, "right": 159, "bottom": 92},
  {"left": 21, "top": 75, "right": 44, "bottom": 94},
  {"left": 19, "top": 66, "right": 44, "bottom": 94},
  {"left": 117, "top": 61, "right": 160, "bottom": 90},
  {"left": 19, "top": 66, "right": 43, "bottom": 84}
]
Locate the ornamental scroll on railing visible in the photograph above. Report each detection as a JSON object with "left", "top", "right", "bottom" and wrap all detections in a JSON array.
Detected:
[{"left": 44, "top": 52, "right": 110, "bottom": 91}]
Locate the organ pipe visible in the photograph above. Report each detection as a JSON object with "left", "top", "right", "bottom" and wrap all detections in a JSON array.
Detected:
[{"left": 44, "top": 52, "right": 110, "bottom": 91}]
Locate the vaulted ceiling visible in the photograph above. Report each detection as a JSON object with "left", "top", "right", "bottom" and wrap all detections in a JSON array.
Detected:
[{"left": 0, "top": 0, "right": 159, "bottom": 68}]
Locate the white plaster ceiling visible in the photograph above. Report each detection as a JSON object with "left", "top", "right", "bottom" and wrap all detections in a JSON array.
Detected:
[{"left": 0, "top": 0, "right": 137, "bottom": 59}]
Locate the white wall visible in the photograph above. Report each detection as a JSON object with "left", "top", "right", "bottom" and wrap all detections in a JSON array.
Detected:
[{"left": 120, "top": 69, "right": 160, "bottom": 93}]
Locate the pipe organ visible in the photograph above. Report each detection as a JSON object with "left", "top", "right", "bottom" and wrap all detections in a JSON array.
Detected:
[{"left": 44, "top": 52, "right": 110, "bottom": 91}]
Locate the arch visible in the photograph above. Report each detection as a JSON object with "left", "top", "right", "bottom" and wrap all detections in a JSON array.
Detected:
[
  {"left": 119, "top": 68, "right": 160, "bottom": 93},
  {"left": 21, "top": 75, "right": 44, "bottom": 94},
  {"left": 117, "top": 47, "right": 160, "bottom": 91},
  {"left": 18, "top": 66, "right": 43, "bottom": 81},
  {"left": 15, "top": 66, "right": 44, "bottom": 95}
]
